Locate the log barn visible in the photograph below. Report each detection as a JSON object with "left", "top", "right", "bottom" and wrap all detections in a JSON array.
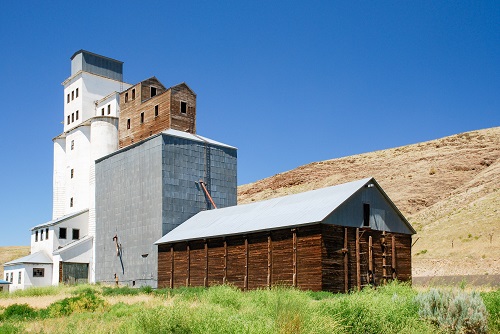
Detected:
[{"left": 155, "top": 177, "right": 415, "bottom": 292}]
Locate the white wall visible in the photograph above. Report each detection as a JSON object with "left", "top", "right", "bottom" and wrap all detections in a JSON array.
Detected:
[
  {"left": 4, "top": 264, "right": 52, "bottom": 291},
  {"left": 53, "top": 138, "right": 66, "bottom": 219}
]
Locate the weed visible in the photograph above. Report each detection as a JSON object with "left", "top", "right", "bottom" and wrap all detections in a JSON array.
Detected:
[
  {"left": 1, "top": 303, "right": 37, "bottom": 321},
  {"left": 481, "top": 289, "right": 500, "bottom": 333}
]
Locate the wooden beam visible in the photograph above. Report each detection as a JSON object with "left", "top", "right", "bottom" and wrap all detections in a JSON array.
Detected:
[
  {"left": 186, "top": 243, "right": 190, "bottom": 287},
  {"left": 267, "top": 234, "right": 272, "bottom": 288},
  {"left": 368, "top": 235, "right": 373, "bottom": 284},
  {"left": 292, "top": 229, "right": 297, "bottom": 288},
  {"left": 170, "top": 246, "right": 174, "bottom": 289},
  {"left": 344, "top": 227, "right": 348, "bottom": 293},
  {"left": 244, "top": 237, "right": 249, "bottom": 291},
  {"left": 392, "top": 235, "right": 397, "bottom": 279},
  {"left": 356, "top": 228, "right": 360, "bottom": 291},
  {"left": 204, "top": 240, "right": 209, "bottom": 287},
  {"left": 223, "top": 239, "right": 227, "bottom": 284}
]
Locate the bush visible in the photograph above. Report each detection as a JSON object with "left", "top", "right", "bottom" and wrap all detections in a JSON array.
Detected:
[
  {"left": 416, "top": 288, "right": 488, "bottom": 333},
  {"left": 0, "top": 323, "right": 23, "bottom": 334},
  {"left": 1, "top": 303, "right": 37, "bottom": 321},
  {"left": 481, "top": 289, "right": 500, "bottom": 333},
  {"left": 45, "top": 289, "right": 106, "bottom": 317},
  {"left": 102, "top": 286, "right": 139, "bottom": 296}
]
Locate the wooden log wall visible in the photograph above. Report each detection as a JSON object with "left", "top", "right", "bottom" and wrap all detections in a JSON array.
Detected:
[{"left": 158, "top": 224, "right": 412, "bottom": 292}]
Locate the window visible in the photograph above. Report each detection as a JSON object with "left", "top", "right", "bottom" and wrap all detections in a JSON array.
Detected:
[
  {"left": 180, "top": 101, "right": 187, "bottom": 114},
  {"left": 72, "top": 229, "right": 80, "bottom": 240},
  {"left": 363, "top": 203, "right": 370, "bottom": 227},
  {"left": 59, "top": 227, "right": 67, "bottom": 239},
  {"left": 71, "top": 140, "right": 74, "bottom": 150},
  {"left": 70, "top": 197, "right": 73, "bottom": 207},
  {"left": 72, "top": 91, "right": 74, "bottom": 100},
  {"left": 10, "top": 272, "right": 13, "bottom": 282},
  {"left": 76, "top": 110, "right": 79, "bottom": 120},
  {"left": 70, "top": 169, "right": 74, "bottom": 178},
  {"left": 140, "top": 112, "right": 144, "bottom": 124},
  {"left": 132, "top": 88, "right": 136, "bottom": 100},
  {"left": 67, "top": 115, "right": 70, "bottom": 125},
  {"left": 76, "top": 88, "right": 79, "bottom": 98},
  {"left": 4, "top": 273, "right": 7, "bottom": 281},
  {"left": 33, "top": 268, "right": 45, "bottom": 277},
  {"left": 127, "top": 119, "right": 130, "bottom": 129},
  {"left": 125, "top": 92, "right": 128, "bottom": 102},
  {"left": 46, "top": 228, "right": 49, "bottom": 240},
  {"left": 18, "top": 272, "right": 21, "bottom": 284},
  {"left": 101, "top": 108, "right": 105, "bottom": 116},
  {"left": 40, "top": 229, "right": 44, "bottom": 241},
  {"left": 67, "top": 94, "right": 70, "bottom": 103},
  {"left": 155, "top": 105, "right": 159, "bottom": 117},
  {"left": 150, "top": 87, "right": 157, "bottom": 97},
  {"left": 35, "top": 230, "right": 38, "bottom": 242},
  {"left": 72, "top": 113, "right": 74, "bottom": 122},
  {"left": 107, "top": 105, "right": 111, "bottom": 115}
]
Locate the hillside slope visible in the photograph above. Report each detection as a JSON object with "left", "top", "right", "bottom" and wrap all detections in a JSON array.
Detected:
[
  {"left": 238, "top": 127, "right": 500, "bottom": 277},
  {"left": 0, "top": 246, "right": 30, "bottom": 279}
]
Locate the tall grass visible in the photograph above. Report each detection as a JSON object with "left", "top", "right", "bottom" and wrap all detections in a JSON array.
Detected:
[{"left": 0, "top": 282, "right": 498, "bottom": 334}]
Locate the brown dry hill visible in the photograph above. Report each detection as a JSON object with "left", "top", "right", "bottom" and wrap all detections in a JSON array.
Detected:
[
  {"left": 0, "top": 246, "right": 30, "bottom": 279},
  {"left": 238, "top": 126, "right": 500, "bottom": 277}
]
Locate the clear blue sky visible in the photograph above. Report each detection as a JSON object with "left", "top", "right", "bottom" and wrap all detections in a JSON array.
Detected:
[{"left": 0, "top": 1, "right": 498, "bottom": 246}]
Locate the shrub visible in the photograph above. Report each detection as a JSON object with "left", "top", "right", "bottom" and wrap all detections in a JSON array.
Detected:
[
  {"left": 416, "top": 288, "right": 488, "bottom": 333},
  {"left": 102, "top": 286, "right": 139, "bottom": 296},
  {"left": 481, "top": 289, "right": 500, "bottom": 333},
  {"left": 0, "top": 323, "right": 23, "bottom": 334},
  {"left": 45, "top": 289, "right": 106, "bottom": 317},
  {"left": 1, "top": 303, "right": 37, "bottom": 321},
  {"left": 140, "top": 285, "right": 153, "bottom": 294}
]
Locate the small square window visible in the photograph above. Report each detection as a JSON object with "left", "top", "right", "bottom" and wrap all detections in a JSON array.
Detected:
[
  {"left": 33, "top": 268, "right": 45, "bottom": 278},
  {"left": 76, "top": 110, "right": 79, "bottom": 120},
  {"left": 108, "top": 105, "right": 111, "bottom": 115},
  {"left": 180, "top": 101, "right": 187, "bottom": 114},
  {"left": 155, "top": 105, "right": 159, "bottom": 117},
  {"left": 35, "top": 230, "right": 38, "bottom": 242},
  {"left": 151, "top": 87, "right": 157, "bottom": 97},
  {"left": 72, "top": 229, "right": 80, "bottom": 240},
  {"left": 70, "top": 169, "right": 74, "bottom": 178},
  {"left": 101, "top": 108, "right": 105, "bottom": 116},
  {"left": 125, "top": 92, "right": 129, "bottom": 103},
  {"left": 70, "top": 197, "right": 73, "bottom": 207},
  {"left": 18, "top": 272, "right": 21, "bottom": 284},
  {"left": 76, "top": 88, "right": 79, "bottom": 98},
  {"left": 59, "top": 227, "right": 67, "bottom": 239},
  {"left": 132, "top": 88, "right": 136, "bottom": 100},
  {"left": 71, "top": 140, "right": 74, "bottom": 150},
  {"left": 72, "top": 91, "right": 74, "bottom": 100},
  {"left": 140, "top": 112, "right": 144, "bottom": 124},
  {"left": 127, "top": 119, "right": 131, "bottom": 129}
]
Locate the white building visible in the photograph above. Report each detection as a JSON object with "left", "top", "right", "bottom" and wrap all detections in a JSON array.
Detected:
[{"left": 4, "top": 50, "right": 131, "bottom": 290}]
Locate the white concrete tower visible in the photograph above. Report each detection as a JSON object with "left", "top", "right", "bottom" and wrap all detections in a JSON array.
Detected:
[{"left": 52, "top": 50, "right": 131, "bottom": 283}]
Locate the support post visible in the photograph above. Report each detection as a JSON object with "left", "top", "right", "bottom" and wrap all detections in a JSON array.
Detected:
[
  {"left": 204, "top": 240, "right": 209, "bottom": 287},
  {"left": 170, "top": 246, "right": 174, "bottom": 289},
  {"left": 292, "top": 229, "right": 297, "bottom": 288},
  {"left": 244, "top": 237, "right": 249, "bottom": 290},
  {"left": 368, "top": 235, "right": 373, "bottom": 284},
  {"left": 267, "top": 234, "right": 272, "bottom": 288},
  {"left": 392, "top": 235, "right": 397, "bottom": 279},
  {"left": 186, "top": 243, "right": 190, "bottom": 287},
  {"left": 344, "top": 227, "right": 348, "bottom": 293},
  {"left": 356, "top": 228, "right": 361, "bottom": 291},
  {"left": 223, "top": 239, "right": 227, "bottom": 284}
]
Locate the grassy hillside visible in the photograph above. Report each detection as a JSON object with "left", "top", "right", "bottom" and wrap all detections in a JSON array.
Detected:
[
  {"left": 238, "top": 127, "right": 500, "bottom": 277},
  {"left": 0, "top": 246, "right": 30, "bottom": 280}
]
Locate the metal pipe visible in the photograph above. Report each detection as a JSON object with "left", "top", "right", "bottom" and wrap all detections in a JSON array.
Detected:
[{"left": 199, "top": 180, "right": 217, "bottom": 209}]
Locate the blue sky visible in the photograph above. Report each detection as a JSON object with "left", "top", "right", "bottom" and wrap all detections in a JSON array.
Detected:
[{"left": 0, "top": 1, "right": 498, "bottom": 246}]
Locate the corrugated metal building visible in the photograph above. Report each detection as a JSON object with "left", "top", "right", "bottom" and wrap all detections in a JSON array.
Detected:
[
  {"left": 95, "top": 129, "right": 237, "bottom": 287},
  {"left": 155, "top": 178, "right": 415, "bottom": 292}
]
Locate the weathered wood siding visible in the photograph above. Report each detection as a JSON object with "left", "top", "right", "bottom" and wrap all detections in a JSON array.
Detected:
[{"left": 157, "top": 224, "right": 411, "bottom": 292}]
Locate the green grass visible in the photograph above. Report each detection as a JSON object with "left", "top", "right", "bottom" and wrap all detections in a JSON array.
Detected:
[{"left": 0, "top": 282, "right": 498, "bottom": 334}]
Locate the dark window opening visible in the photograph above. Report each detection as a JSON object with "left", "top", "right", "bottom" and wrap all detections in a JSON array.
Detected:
[
  {"left": 180, "top": 101, "right": 187, "bottom": 114},
  {"left": 33, "top": 268, "right": 45, "bottom": 277},
  {"left": 76, "top": 110, "right": 79, "bottom": 120},
  {"left": 71, "top": 113, "right": 74, "bottom": 122},
  {"left": 70, "top": 197, "right": 73, "bottom": 207},
  {"left": 40, "top": 229, "right": 44, "bottom": 241},
  {"left": 151, "top": 87, "right": 157, "bottom": 97},
  {"left": 71, "top": 140, "right": 74, "bottom": 150},
  {"left": 71, "top": 91, "right": 74, "bottom": 100},
  {"left": 67, "top": 115, "right": 70, "bottom": 125},
  {"left": 70, "top": 169, "right": 74, "bottom": 178},
  {"left": 363, "top": 203, "right": 370, "bottom": 227},
  {"left": 67, "top": 94, "right": 70, "bottom": 103},
  {"left": 46, "top": 228, "right": 49, "bottom": 240},
  {"left": 18, "top": 272, "right": 21, "bottom": 284},
  {"left": 140, "top": 112, "right": 144, "bottom": 124},
  {"left": 35, "top": 230, "right": 38, "bottom": 242},
  {"left": 10, "top": 272, "right": 13, "bottom": 282},
  {"left": 125, "top": 92, "right": 129, "bottom": 102},
  {"left": 59, "top": 227, "right": 67, "bottom": 239},
  {"left": 76, "top": 88, "right": 79, "bottom": 98},
  {"left": 127, "top": 119, "right": 130, "bottom": 129},
  {"left": 132, "top": 89, "right": 136, "bottom": 100},
  {"left": 101, "top": 108, "right": 105, "bottom": 116},
  {"left": 155, "top": 105, "right": 159, "bottom": 117},
  {"left": 72, "top": 229, "right": 80, "bottom": 240},
  {"left": 108, "top": 105, "right": 111, "bottom": 115}
]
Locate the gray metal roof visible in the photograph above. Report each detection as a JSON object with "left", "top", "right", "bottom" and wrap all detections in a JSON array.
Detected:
[
  {"left": 155, "top": 177, "right": 374, "bottom": 244},
  {"left": 161, "top": 129, "right": 237, "bottom": 149},
  {"left": 53, "top": 235, "right": 93, "bottom": 255},
  {"left": 0, "top": 280, "right": 12, "bottom": 284},
  {"left": 31, "top": 209, "right": 88, "bottom": 231},
  {"left": 4, "top": 250, "right": 52, "bottom": 266}
]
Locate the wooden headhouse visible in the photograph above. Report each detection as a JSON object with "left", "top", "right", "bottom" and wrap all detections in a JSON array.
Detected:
[{"left": 155, "top": 177, "right": 415, "bottom": 292}]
